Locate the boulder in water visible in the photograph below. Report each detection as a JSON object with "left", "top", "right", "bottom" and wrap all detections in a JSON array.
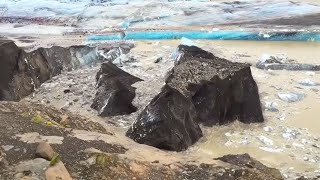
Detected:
[
  {"left": 167, "top": 45, "right": 264, "bottom": 126},
  {"left": 126, "top": 85, "right": 202, "bottom": 151},
  {"left": 127, "top": 45, "right": 264, "bottom": 151}
]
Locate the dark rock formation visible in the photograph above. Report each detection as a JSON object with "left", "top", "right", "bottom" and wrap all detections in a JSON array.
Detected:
[
  {"left": 91, "top": 62, "right": 142, "bottom": 116},
  {"left": 0, "top": 40, "right": 35, "bottom": 101},
  {"left": 167, "top": 45, "right": 264, "bottom": 126},
  {"left": 126, "top": 85, "right": 202, "bottom": 151},
  {"left": 0, "top": 40, "right": 105, "bottom": 101},
  {"left": 216, "top": 153, "right": 283, "bottom": 179},
  {"left": 127, "top": 45, "right": 264, "bottom": 151}
]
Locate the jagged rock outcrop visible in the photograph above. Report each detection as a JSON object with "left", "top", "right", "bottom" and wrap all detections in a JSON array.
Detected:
[
  {"left": 91, "top": 61, "right": 142, "bottom": 116},
  {"left": 0, "top": 40, "right": 104, "bottom": 101},
  {"left": 127, "top": 45, "right": 264, "bottom": 151},
  {"left": 126, "top": 85, "right": 202, "bottom": 151}
]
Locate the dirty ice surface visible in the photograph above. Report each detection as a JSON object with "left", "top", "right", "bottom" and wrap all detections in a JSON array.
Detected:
[{"left": 1, "top": 0, "right": 320, "bottom": 30}]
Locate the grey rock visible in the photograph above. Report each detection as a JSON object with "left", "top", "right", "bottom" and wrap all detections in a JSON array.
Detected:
[{"left": 15, "top": 158, "right": 50, "bottom": 176}]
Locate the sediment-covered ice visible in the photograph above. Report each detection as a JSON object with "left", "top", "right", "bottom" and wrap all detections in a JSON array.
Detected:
[{"left": 1, "top": 0, "right": 320, "bottom": 30}]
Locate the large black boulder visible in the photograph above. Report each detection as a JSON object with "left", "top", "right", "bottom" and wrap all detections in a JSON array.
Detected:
[
  {"left": 126, "top": 85, "right": 202, "bottom": 151},
  {"left": 166, "top": 45, "right": 264, "bottom": 126},
  {"left": 91, "top": 62, "right": 142, "bottom": 116},
  {"left": 127, "top": 45, "right": 264, "bottom": 151}
]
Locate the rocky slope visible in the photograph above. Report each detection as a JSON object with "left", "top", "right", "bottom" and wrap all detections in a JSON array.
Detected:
[{"left": 0, "top": 101, "right": 284, "bottom": 180}]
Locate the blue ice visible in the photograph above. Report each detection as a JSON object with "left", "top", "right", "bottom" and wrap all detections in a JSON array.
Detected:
[{"left": 87, "top": 31, "right": 320, "bottom": 41}]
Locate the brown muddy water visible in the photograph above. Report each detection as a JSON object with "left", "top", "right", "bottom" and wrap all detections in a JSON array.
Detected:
[
  {"left": 184, "top": 40, "right": 320, "bottom": 178},
  {"left": 129, "top": 39, "right": 320, "bottom": 177}
]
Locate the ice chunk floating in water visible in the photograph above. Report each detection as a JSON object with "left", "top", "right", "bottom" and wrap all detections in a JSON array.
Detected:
[
  {"left": 278, "top": 93, "right": 305, "bottom": 102},
  {"left": 299, "top": 79, "right": 320, "bottom": 86},
  {"left": 87, "top": 31, "right": 320, "bottom": 41}
]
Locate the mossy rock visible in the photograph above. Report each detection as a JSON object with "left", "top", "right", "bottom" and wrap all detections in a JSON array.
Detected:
[
  {"left": 95, "top": 154, "right": 119, "bottom": 167},
  {"left": 31, "top": 114, "right": 44, "bottom": 124},
  {"left": 50, "top": 153, "right": 61, "bottom": 166}
]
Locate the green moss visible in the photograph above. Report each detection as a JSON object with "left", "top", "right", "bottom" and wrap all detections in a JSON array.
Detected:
[
  {"left": 31, "top": 115, "right": 44, "bottom": 124},
  {"left": 95, "top": 154, "right": 118, "bottom": 167},
  {"left": 20, "top": 112, "right": 31, "bottom": 118},
  {"left": 50, "top": 153, "right": 61, "bottom": 166}
]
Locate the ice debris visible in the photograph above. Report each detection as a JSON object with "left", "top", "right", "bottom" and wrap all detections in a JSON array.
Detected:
[
  {"left": 257, "top": 135, "right": 274, "bottom": 146},
  {"left": 282, "top": 128, "right": 300, "bottom": 140},
  {"left": 260, "top": 54, "right": 293, "bottom": 64},
  {"left": 180, "top": 37, "right": 197, "bottom": 47},
  {"left": 259, "top": 147, "right": 283, "bottom": 153},
  {"left": 278, "top": 93, "right": 305, "bottom": 102},
  {"left": 299, "top": 79, "right": 320, "bottom": 86},
  {"left": 264, "top": 101, "right": 279, "bottom": 112}
]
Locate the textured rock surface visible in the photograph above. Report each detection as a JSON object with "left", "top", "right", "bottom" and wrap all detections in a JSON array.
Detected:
[
  {"left": 45, "top": 161, "right": 72, "bottom": 180},
  {"left": 0, "top": 101, "right": 126, "bottom": 179},
  {"left": 168, "top": 45, "right": 264, "bottom": 126},
  {"left": 127, "top": 45, "right": 264, "bottom": 151},
  {"left": 126, "top": 85, "right": 202, "bottom": 151},
  {"left": 0, "top": 100, "right": 284, "bottom": 180},
  {"left": 91, "top": 62, "right": 142, "bottom": 116}
]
